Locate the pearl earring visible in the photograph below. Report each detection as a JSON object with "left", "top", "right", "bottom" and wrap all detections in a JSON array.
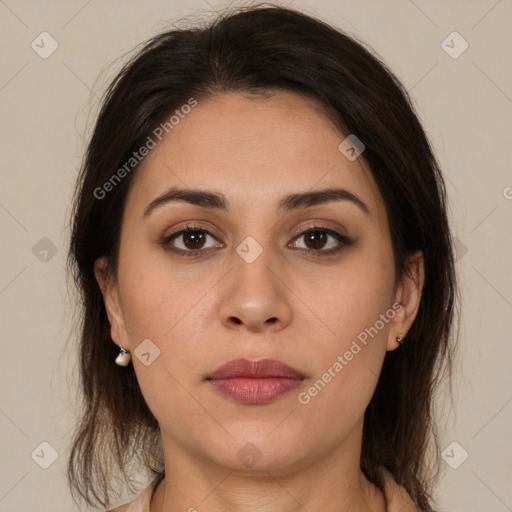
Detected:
[
  {"left": 115, "top": 346, "right": 131, "bottom": 366},
  {"left": 396, "top": 333, "right": 405, "bottom": 346}
]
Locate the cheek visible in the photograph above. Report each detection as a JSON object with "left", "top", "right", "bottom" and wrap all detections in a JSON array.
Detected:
[
  {"left": 297, "top": 307, "right": 389, "bottom": 445},
  {"left": 117, "top": 252, "right": 198, "bottom": 339},
  {"left": 116, "top": 254, "right": 210, "bottom": 385},
  {"left": 293, "top": 248, "right": 394, "bottom": 425},
  {"left": 120, "top": 272, "right": 210, "bottom": 430},
  {"left": 299, "top": 247, "right": 395, "bottom": 337}
]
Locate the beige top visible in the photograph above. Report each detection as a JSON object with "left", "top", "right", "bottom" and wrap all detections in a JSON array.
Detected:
[{"left": 109, "top": 468, "right": 421, "bottom": 512}]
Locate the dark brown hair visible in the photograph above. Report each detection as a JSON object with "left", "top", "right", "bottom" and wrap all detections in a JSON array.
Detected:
[{"left": 67, "top": 3, "right": 458, "bottom": 510}]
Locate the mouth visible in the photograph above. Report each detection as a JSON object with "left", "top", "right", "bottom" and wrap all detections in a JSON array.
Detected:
[{"left": 205, "top": 358, "right": 305, "bottom": 405}]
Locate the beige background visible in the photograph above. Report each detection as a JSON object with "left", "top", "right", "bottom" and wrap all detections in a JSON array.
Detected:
[{"left": 0, "top": 0, "right": 511, "bottom": 511}]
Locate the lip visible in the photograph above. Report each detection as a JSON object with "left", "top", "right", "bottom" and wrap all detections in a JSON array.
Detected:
[{"left": 206, "top": 358, "right": 305, "bottom": 405}]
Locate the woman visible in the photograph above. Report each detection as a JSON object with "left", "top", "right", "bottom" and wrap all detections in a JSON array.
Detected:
[{"left": 67, "top": 4, "right": 457, "bottom": 512}]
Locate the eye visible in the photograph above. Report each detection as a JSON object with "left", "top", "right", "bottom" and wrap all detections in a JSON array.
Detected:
[
  {"left": 161, "top": 224, "right": 222, "bottom": 257},
  {"left": 161, "top": 223, "right": 353, "bottom": 259},
  {"left": 289, "top": 226, "right": 353, "bottom": 256}
]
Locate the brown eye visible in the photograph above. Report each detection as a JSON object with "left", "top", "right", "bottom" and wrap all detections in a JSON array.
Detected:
[
  {"left": 181, "top": 230, "right": 206, "bottom": 250},
  {"left": 303, "top": 231, "right": 328, "bottom": 250},
  {"left": 162, "top": 226, "right": 223, "bottom": 257},
  {"left": 290, "top": 226, "right": 353, "bottom": 256}
]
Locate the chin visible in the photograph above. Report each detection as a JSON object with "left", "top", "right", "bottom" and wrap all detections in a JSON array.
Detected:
[{"left": 202, "top": 431, "right": 311, "bottom": 475}]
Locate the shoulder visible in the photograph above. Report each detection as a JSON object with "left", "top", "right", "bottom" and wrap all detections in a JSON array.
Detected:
[
  {"left": 380, "top": 467, "right": 423, "bottom": 512},
  {"left": 107, "top": 477, "right": 159, "bottom": 512}
]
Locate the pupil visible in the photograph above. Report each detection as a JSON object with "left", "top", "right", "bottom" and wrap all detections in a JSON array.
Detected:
[
  {"left": 307, "top": 231, "right": 326, "bottom": 250},
  {"left": 184, "top": 231, "right": 205, "bottom": 249}
]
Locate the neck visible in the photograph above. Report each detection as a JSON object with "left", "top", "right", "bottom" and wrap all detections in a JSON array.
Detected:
[{"left": 150, "top": 423, "right": 386, "bottom": 512}]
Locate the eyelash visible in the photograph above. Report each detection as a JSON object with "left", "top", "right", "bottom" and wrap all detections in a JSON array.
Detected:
[{"left": 160, "top": 223, "right": 353, "bottom": 259}]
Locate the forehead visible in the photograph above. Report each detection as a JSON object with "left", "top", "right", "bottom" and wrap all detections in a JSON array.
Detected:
[{"left": 124, "top": 91, "right": 385, "bottom": 220}]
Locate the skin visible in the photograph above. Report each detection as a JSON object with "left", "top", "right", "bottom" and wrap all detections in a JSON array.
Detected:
[{"left": 95, "top": 91, "right": 424, "bottom": 512}]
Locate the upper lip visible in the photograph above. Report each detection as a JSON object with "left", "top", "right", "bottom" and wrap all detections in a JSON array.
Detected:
[{"left": 206, "top": 358, "right": 305, "bottom": 380}]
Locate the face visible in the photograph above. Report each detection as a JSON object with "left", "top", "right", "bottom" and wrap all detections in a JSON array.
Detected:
[{"left": 96, "top": 91, "right": 423, "bottom": 475}]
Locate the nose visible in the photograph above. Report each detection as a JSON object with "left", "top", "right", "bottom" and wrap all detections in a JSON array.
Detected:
[{"left": 218, "top": 246, "right": 293, "bottom": 334}]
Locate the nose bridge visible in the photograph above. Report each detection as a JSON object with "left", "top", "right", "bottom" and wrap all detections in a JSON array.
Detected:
[{"left": 219, "top": 231, "right": 292, "bottom": 331}]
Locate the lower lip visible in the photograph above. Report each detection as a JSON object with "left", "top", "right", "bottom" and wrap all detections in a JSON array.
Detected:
[{"left": 208, "top": 377, "right": 303, "bottom": 404}]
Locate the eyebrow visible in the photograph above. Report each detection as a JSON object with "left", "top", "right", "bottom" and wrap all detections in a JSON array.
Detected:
[{"left": 143, "top": 185, "right": 369, "bottom": 218}]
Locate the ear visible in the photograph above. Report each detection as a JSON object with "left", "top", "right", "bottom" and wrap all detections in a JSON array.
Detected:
[
  {"left": 387, "top": 250, "right": 425, "bottom": 351},
  {"left": 94, "top": 256, "right": 131, "bottom": 350}
]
